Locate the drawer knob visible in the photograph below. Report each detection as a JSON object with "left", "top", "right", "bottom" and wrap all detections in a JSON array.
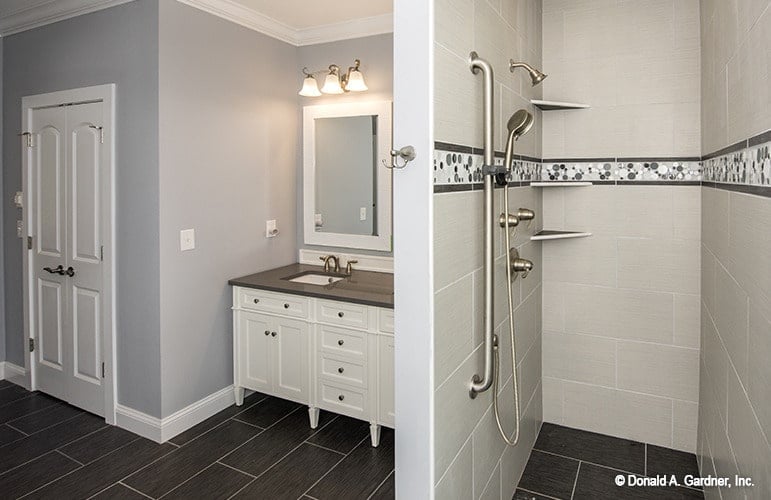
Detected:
[
  {"left": 284, "top": 303, "right": 290, "bottom": 309},
  {"left": 271, "top": 331, "right": 277, "bottom": 337},
  {"left": 338, "top": 367, "right": 345, "bottom": 374},
  {"left": 253, "top": 298, "right": 260, "bottom": 304},
  {"left": 338, "top": 339, "right": 344, "bottom": 346},
  {"left": 338, "top": 311, "right": 344, "bottom": 318},
  {"left": 264, "top": 330, "right": 270, "bottom": 336},
  {"left": 338, "top": 395, "right": 345, "bottom": 401}
]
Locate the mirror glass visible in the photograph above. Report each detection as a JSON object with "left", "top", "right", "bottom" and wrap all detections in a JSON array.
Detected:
[
  {"left": 314, "top": 116, "right": 377, "bottom": 236},
  {"left": 303, "top": 101, "right": 392, "bottom": 251}
]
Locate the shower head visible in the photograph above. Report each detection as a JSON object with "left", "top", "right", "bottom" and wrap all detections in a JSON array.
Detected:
[
  {"left": 509, "top": 61, "right": 547, "bottom": 86},
  {"left": 507, "top": 109, "right": 534, "bottom": 141}
]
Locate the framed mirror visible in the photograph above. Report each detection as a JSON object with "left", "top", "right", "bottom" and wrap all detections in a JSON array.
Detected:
[{"left": 303, "top": 101, "right": 392, "bottom": 251}]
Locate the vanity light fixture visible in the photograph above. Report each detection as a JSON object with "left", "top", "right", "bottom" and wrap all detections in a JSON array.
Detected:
[{"left": 298, "top": 59, "right": 368, "bottom": 96}]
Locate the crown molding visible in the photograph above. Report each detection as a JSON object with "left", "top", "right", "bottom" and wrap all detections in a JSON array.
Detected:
[
  {"left": 0, "top": 0, "right": 135, "bottom": 37},
  {"left": 176, "top": 0, "right": 392, "bottom": 46}
]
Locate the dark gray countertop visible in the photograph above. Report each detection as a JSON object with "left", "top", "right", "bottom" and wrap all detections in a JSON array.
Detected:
[{"left": 229, "top": 263, "right": 394, "bottom": 309}]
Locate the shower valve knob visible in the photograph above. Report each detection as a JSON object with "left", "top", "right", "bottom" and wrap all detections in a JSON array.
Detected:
[
  {"left": 516, "top": 208, "right": 535, "bottom": 221},
  {"left": 499, "top": 213, "right": 520, "bottom": 228},
  {"left": 512, "top": 258, "right": 534, "bottom": 278}
]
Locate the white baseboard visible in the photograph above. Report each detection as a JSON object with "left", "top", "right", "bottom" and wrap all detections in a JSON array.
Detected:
[
  {"left": 116, "top": 385, "right": 236, "bottom": 443},
  {"left": 1, "top": 362, "right": 30, "bottom": 389}
]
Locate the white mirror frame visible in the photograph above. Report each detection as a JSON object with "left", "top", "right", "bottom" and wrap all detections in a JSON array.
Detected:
[{"left": 303, "top": 101, "right": 393, "bottom": 251}]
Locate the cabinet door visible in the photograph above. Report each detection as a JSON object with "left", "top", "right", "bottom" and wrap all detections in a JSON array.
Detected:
[
  {"left": 378, "top": 335, "right": 395, "bottom": 427},
  {"left": 273, "top": 317, "right": 310, "bottom": 402},
  {"left": 237, "top": 311, "right": 272, "bottom": 393}
]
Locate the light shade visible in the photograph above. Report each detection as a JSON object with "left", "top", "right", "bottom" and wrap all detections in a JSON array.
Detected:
[
  {"left": 298, "top": 75, "right": 321, "bottom": 97},
  {"left": 345, "top": 70, "right": 368, "bottom": 92},
  {"left": 321, "top": 73, "right": 344, "bottom": 94}
]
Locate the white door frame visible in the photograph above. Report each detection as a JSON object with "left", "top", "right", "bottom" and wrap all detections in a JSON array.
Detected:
[{"left": 21, "top": 84, "right": 117, "bottom": 424}]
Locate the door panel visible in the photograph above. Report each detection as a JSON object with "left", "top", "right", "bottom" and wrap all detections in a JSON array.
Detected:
[
  {"left": 273, "top": 318, "right": 309, "bottom": 402},
  {"left": 38, "top": 279, "right": 64, "bottom": 370},
  {"left": 36, "top": 126, "right": 63, "bottom": 256},
  {"left": 73, "top": 286, "right": 100, "bottom": 383},
  {"left": 239, "top": 312, "right": 272, "bottom": 392},
  {"left": 71, "top": 120, "right": 100, "bottom": 262}
]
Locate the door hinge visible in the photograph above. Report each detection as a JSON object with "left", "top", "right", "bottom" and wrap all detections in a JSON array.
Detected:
[
  {"left": 100, "top": 245, "right": 104, "bottom": 261},
  {"left": 27, "top": 236, "right": 33, "bottom": 250},
  {"left": 19, "top": 132, "right": 33, "bottom": 148},
  {"left": 29, "top": 338, "right": 35, "bottom": 352},
  {"left": 101, "top": 362, "right": 105, "bottom": 378},
  {"left": 89, "top": 125, "right": 104, "bottom": 144}
]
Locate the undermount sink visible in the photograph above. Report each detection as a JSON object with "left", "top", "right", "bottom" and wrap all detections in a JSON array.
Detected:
[{"left": 286, "top": 272, "right": 344, "bottom": 286}]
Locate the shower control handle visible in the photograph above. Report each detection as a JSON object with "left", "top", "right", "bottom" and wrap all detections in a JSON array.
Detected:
[
  {"left": 512, "top": 257, "right": 534, "bottom": 278},
  {"left": 499, "top": 213, "right": 520, "bottom": 228},
  {"left": 516, "top": 208, "right": 535, "bottom": 221}
]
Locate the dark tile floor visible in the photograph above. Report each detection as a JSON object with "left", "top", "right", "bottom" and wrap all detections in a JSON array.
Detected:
[
  {"left": 0, "top": 381, "right": 394, "bottom": 499},
  {"left": 515, "top": 423, "right": 705, "bottom": 500}
]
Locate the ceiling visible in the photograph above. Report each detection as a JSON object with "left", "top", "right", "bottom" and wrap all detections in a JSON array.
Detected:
[
  {"left": 230, "top": 0, "right": 392, "bottom": 29},
  {"left": 0, "top": 0, "right": 393, "bottom": 43}
]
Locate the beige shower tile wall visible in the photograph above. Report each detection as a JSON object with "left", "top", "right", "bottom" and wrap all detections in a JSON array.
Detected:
[
  {"left": 698, "top": 188, "right": 771, "bottom": 500},
  {"left": 432, "top": 1, "right": 544, "bottom": 498},
  {"left": 542, "top": 0, "right": 701, "bottom": 158},
  {"left": 700, "top": 0, "right": 771, "bottom": 153},
  {"left": 434, "top": 186, "right": 543, "bottom": 500},
  {"left": 541, "top": 185, "right": 701, "bottom": 452}
]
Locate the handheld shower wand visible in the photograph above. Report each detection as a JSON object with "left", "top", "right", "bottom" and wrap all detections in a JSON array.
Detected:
[{"left": 493, "top": 109, "right": 536, "bottom": 447}]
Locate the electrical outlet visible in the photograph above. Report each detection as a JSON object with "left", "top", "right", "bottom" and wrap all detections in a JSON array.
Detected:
[
  {"left": 180, "top": 229, "right": 195, "bottom": 251},
  {"left": 266, "top": 220, "right": 278, "bottom": 238},
  {"left": 360, "top": 207, "right": 367, "bottom": 221}
]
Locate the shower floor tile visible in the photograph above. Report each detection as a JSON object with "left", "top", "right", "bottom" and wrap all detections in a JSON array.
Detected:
[{"left": 517, "top": 424, "right": 704, "bottom": 500}]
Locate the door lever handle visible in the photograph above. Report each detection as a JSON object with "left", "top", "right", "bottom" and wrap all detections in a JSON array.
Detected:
[
  {"left": 43, "top": 265, "right": 65, "bottom": 275},
  {"left": 65, "top": 267, "right": 75, "bottom": 277}
]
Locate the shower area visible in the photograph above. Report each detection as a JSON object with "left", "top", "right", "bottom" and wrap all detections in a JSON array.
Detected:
[{"left": 429, "top": 1, "right": 770, "bottom": 499}]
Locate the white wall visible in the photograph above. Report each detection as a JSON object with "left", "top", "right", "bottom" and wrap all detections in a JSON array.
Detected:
[
  {"left": 158, "top": 0, "right": 299, "bottom": 417},
  {"left": 542, "top": 0, "right": 701, "bottom": 159}
]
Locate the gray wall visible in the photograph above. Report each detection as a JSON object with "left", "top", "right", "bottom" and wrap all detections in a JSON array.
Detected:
[
  {"left": 698, "top": 1, "right": 771, "bottom": 498},
  {"left": 158, "top": 0, "right": 299, "bottom": 417},
  {"left": 432, "top": 1, "right": 544, "bottom": 498},
  {"left": 2, "top": 0, "right": 162, "bottom": 416},
  {"left": 297, "top": 33, "right": 393, "bottom": 256}
]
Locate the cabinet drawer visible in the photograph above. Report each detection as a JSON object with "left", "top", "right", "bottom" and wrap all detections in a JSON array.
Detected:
[
  {"left": 316, "top": 300, "right": 369, "bottom": 329},
  {"left": 318, "top": 381, "right": 368, "bottom": 419},
  {"left": 319, "top": 354, "right": 366, "bottom": 387},
  {"left": 238, "top": 288, "right": 309, "bottom": 319},
  {"left": 378, "top": 309, "right": 394, "bottom": 334},
  {"left": 318, "top": 325, "right": 367, "bottom": 358}
]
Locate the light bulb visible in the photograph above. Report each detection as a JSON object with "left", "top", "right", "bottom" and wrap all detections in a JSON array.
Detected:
[
  {"left": 321, "top": 73, "right": 344, "bottom": 94},
  {"left": 345, "top": 70, "right": 368, "bottom": 92}
]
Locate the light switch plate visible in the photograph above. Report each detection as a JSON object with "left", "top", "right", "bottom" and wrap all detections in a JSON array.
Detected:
[
  {"left": 14, "top": 192, "right": 23, "bottom": 208},
  {"left": 180, "top": 229, "right": 195, "bottom": 251},
  {"left": 360, "top": 207, "right": 367, "bottom": 221}
]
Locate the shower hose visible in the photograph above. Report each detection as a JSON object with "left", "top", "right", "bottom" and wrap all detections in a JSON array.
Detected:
[{"left": 493, "top": 183, "right": 521, "bottom": 446}]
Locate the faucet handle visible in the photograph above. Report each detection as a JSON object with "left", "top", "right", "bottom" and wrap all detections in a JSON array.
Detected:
[{"left": 345, "top": 260, "right": 358, "bottom": 275}]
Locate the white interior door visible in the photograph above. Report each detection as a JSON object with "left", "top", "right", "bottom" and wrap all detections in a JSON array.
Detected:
[{"left": 31, "top": 102, "right": 105, "bottom": 416}]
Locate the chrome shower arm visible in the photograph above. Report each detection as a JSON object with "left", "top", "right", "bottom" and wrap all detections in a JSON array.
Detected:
[{"left": 469, "top": 52, "right": 495, "bottom": 398}]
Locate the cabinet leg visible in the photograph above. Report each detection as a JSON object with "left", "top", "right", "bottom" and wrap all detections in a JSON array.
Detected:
[
  {"left": 308, "top": 407, "right": 320, "bottom": 429},
  {"left": 234, "top": 386, "right": 244, "bottom": 406},
  {"left": 370, "top": 423, "right": 381, "bottom": 447}
]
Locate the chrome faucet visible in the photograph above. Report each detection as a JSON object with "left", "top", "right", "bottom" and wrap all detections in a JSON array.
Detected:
[{"left": 319, "top": 255, "right": 340, "bottom": 273}]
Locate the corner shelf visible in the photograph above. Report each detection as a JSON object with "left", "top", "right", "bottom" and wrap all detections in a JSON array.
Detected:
[
  {"left": 531, "top": 181, "right": 592, "bottom": 187},
  {"left": 531, "top": 230, "right": 592, "bottom": 241},
  {"left": 531, "top": 99, "right": 590, "bottom": 111}
]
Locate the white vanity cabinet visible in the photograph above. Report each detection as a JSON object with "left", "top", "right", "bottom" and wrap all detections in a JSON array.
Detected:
[{"left": 232, "top": 286, "right": 394, "bottom": 447}]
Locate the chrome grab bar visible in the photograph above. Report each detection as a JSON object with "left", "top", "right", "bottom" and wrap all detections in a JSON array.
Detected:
[{"left": 469, "top": 51, "right": 495, "bottom": 398}]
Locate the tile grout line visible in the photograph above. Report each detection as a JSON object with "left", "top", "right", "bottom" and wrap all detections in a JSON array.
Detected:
[
  {"left": 55, "top": 449, "right": 85, "bottom": 466},
  {"left": 117, "top": 482, "right": 155, "bottom": 499},
  {"left": 299, "top": 435, "right": 370, "bottom": 499},
  {"left": 365, "top": 468, "right": 394, "bottom": 500},
  {"left": 570, "top": 461, "right": 581, "bottom": 500},
  {"left": 303, "top": 440, "right": 346, "bottom": 456},
  {"left": 4, "top": 422, "right": 29, "bottom": 436},
  {"left": 216, "top": 460, "right": 258, "bottom": 479},
  {"left": 516, "top": 487, "right": 561, "bottom": 500}
]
